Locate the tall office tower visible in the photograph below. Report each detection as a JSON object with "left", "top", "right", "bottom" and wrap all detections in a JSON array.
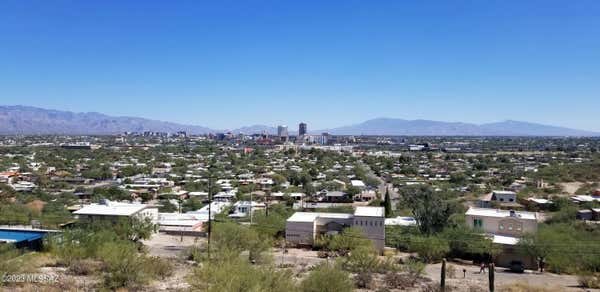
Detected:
[
  {"left": 277, "top": 125, "right": 288, "bottom": 141},
  {"left": 298, "top": 122, "right": 307, "bottom": 136}
]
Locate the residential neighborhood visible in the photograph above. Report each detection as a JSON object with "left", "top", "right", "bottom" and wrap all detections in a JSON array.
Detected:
[
  {"left": 2, "top": 132, "right": 600, "bottom": 291},
  {"left": 3, "top": 0, "right": 600, "bottom": 290}
]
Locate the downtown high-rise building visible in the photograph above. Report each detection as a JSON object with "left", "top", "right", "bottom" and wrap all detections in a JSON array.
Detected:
[
  {"left": 298, "top": 122, "right": 307, "bottom": 136},
  {"left": 277, "top": 125, "right": 288, "bottom": 141}
]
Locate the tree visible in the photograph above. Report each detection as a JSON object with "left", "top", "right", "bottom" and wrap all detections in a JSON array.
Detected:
[
  {"left": 327, "top": 227, "right": 372, "bottom": 256},
  {"left": 251, "top": 204, "right": 294, "bottom": 239},
  {"left": 400, "top": 185, "right": 452, "bottom": 234},
  {"left": 182, "top": 197, "right": 205, "bottom": 213},
  {"left": 113, "top": 216, "right": 157, "bottom": 242},
  {"left": 383, "top": 187, "right": 393, "bottom": 218},
  {"left": 300, "top": 263, "right": 353, "bottom": 292},
  {"left": 158, "top": 199, "right": 178, "bottom": 213},
  {"left": 211, "top": 221, "right": 272, "bottom": 263},
  {"left": 517, "top": 232, "right": 551, "bottom": 273},
  {"left": 407, "top": 235, "right": 450, "bottom": 263}
]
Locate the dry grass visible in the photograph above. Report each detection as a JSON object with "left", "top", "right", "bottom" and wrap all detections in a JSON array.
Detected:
[
  {"left": 6, "top": 252, "right": 58, "bottom": 273},
  {"left": 498, "top": 282, "right": 558, "bottom": 292}
]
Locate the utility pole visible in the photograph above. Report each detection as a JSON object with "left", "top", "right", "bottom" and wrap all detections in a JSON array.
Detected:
[
  {"left": 207, "top": 177, "right": 212, "bottom": 259},
  {"left": 179, "top": 196, "right": 183, "bottom": 242},
  {"left": 265, "top": 185, "right": 271, "bottom": 217},
  {"left": 281, "top": 240, "right": 286, "bottom": 266}
]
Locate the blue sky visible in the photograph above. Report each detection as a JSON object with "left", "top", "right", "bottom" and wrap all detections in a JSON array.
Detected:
[{"left": 1, "top": 1, "right": 599, "bottom": 131}]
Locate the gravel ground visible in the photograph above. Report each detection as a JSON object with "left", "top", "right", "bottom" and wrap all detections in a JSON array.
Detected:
[
  {"left": 142, "top": 233, "right": 205, "bottom": 258},
  {"left": 425, "top": 262, "right": 590, "bottom": 291}
]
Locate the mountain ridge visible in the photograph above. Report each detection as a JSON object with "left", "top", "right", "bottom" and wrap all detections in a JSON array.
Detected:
[
  {"left": 0, "top": 106, "right": 597, "bottom": 136},
  {"left": 0, "top": 105, "right": 214, "bottom": 135},
  {"left": 323, "top": 117, "right": 599, "bottom": 136}
]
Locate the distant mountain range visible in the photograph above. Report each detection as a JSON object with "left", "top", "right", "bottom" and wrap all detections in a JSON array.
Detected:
[
  {"left": 0, "top": 106, "right": 213, "bottom": 135},
  {"left": 0, "top": 106, "right": 597, "bottom": 136},
  {"left": 322, "top": 118, "right": 600, "bottom": 136}
]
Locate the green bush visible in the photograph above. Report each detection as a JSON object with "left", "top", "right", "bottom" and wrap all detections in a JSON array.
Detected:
[
  {"left": 99, "top": 241, "right": 149, "bottom": 289},
  {"left": 407, "top": 235, "right": 450, "bottom": 263},
  {"left": 0, "top": 244, "right": 20, "bottom": 286},
  {"left": 189, "top": 256, "right": 296, "bottom": 292},
  {"left": 300, "top": 263, "right": 353, "bottom": 292}
]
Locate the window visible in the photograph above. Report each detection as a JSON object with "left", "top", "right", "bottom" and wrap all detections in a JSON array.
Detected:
[
  {"left": 473, "top": 218, "right": 483, "bottom": 228},
  {"left": 508, "top": 224, "right": 513, "bottom": 231},
  {"left": 509, "top": 198, "right": 514, "bottom": 202},
  {"left": 499, "top": 224, "right": 504, "bottom": 230}
]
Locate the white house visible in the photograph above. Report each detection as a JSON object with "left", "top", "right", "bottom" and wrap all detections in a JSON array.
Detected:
[
  {"left": 229, "top": 201, "right": 266, "bottom": 218},
  {"left": 74, "top": 200, "right": 158, "bottom": 224},
  {"left": 465, "top": 207, "right": 538, "bottom": 269},
  {"left": 286, "top": 206, "right": 385, "bottom": 253},
  {"left": 350, "top": 180, "right": 366, "bottom": 189},
  {"left": 157, "top": 213, "right": 204, "bottom": 234}
]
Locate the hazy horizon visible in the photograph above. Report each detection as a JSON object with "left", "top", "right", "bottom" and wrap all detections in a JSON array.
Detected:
[{"left": 1, "top": 1, "right": 599, "bottom": 131}]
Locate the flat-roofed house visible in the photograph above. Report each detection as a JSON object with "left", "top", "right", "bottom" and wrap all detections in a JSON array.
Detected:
[
  {"left": 350, "top": 180, "right": 366, "bottom": 190},
  {"left": 286, "top": 206, "right": 385, "bottom": 253},
  {"left": 477, "top": 190, "right": 519, "bottom": 208},
  {"left": 466, "top": 207, "right": 538, "bottom": 269},
  {"left": 74, "top": 199, "right": 158, "bottom": 224},
  {"left": 352, "top": 206, "right": 385, "bottom": 251}
]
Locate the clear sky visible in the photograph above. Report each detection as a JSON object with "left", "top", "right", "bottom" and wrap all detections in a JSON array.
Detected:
[{"left": 1, "top": 1, "right": 599, "bottom": 131}]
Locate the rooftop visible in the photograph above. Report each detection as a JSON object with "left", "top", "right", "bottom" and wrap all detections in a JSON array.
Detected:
[
  {"left": 492, "top": 190, "right": 517, "bottom": 195},
  {"left": 350, "top": 180, "right": 366, "bottom": 187},
  {"left": 0, "top": 229, "right": 48, "bottom": 243},
  {"left": 74, "top": 200, "right": 149, "bottom": 216},
  {"left": 466, "top": 207, "right": 537, "bottom": 220},
  {"left": 287, "top": 212, "right": 353, "bottom": 223},
  {"left": 385, "top": 216, "right": 417, "bottom": 226},
  {"left": 354, "top": 206, "right": 384, "bottom": 217},
  {"left": 491, "top": 234, "right": 520, "bottom": 245}
]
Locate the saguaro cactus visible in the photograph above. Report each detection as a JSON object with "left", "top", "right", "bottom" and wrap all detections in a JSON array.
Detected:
[
  {"left": 441, "top": 258, "right": 446, "bottom": 291},
  {"left": 488, "top": 263, "right": 495, "bottom": 292}
]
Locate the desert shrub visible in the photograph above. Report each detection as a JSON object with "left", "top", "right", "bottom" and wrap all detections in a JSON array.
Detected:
[
  {"left": 188, "top": 256, "right": 296, "bottom": 292},
  {"left": 498, "top": 282, "right": 556, "bottom": 292},
  {"left": 355, "top": 272, "right": 373, "bottom": 289},
  {"left": 578, "top": 274, "right": 600, "bottom": 289},
  {"left": 341, "top": 246, "right": 381, "bottom": 273},
  {"left": 421, "top": 283, "right": 452, "bottom": 292},
  {"left": 181, "top": 245, "right": 205, "bottom": 261},
  {"left": 67, "top": 259, "right": 102, "bottom": 275},
  {"left": 446, "top": 264, "right": 457, "bottom": 278},
  {"left": 317, "top": 250, "right": 329, "bottom": 258},
  {"left": 144, "top": 256, "right": 174, "bottom": 280},
  {"left": 404, "top": 258, "right": 426, "bottom": 276},
  {"left": 384, "top": 272, "right": 418, "bottom": 289},
  {"left": 99, "top": 241, "right": 149, "bottom": 289},
  {"left": 300, "top": 263, "right": 353, "bottom": 292},
  {"left": 0, "top": 244, "right": 20, "bottom": 286}
]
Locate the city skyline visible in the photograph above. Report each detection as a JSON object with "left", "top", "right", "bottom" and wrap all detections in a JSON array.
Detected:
[{"left": 1, "top": 1, "right": 600, "bottom": 131}]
